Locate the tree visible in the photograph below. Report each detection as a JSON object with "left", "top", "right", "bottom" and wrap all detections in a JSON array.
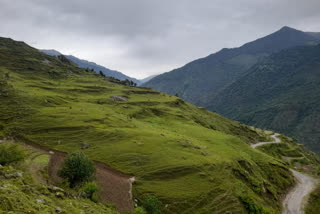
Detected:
[
  {"left": 142, "top": 195, "right": 162, "bottom": 214},
  {"left": 99, "top": 71, "right": 105, "bottom": 77},
  {"left": 0, "top": 143, "right": 25, "bottom": 165},
  {"left": 58, "top": 152, "right": 95, "bottom": 187},
  {"left": 4, "top": 72, "right": 9, "bottom": 80}
]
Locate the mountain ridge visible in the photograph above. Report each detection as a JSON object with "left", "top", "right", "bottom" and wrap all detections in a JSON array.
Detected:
[
  {"left": 143, "top": 26, "right": 320, "bottom": 106},
  {"left": 40, "top": 49, "right": 142, "bottom": 84}
]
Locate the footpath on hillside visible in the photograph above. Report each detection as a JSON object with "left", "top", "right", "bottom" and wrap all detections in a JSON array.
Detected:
[
  {"left": 251, "top": 134, "right": 318, "bottom": 214},
  {"left": 0, "top": 139, "right": 135, "bottom": 214}
]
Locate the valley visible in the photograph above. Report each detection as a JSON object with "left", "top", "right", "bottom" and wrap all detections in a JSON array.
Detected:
[{"left": 1, "top": 37, "right": 318, "bottom": 213}]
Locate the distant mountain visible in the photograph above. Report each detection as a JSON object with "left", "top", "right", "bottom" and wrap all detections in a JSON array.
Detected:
[
  {"left": 40, "top": 49, "right": 141, "bottom": 84},
  {"left": 143, "top": 27, "right": 320, "bottom": 106},
  {"left": 139, "top": 74, "right": 157, "bottom": 85},
  {"left": 210, "top": 44, "right": 320, "bottom": 153}
]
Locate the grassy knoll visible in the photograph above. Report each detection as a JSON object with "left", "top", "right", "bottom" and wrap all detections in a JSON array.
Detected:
[
  {"left": 0, "top": 153, "right": 117, "bottom": 213},
  {"left": 0, "top": 37, "right": 299, "bottom": 213},
  {"left": 305, "top": 185, "right": 320, "bottom": 214}
]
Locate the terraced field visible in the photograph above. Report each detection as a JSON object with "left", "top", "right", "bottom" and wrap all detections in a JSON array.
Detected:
[{"left": 0, "top": 37, "right": 317, "bottom": 213}]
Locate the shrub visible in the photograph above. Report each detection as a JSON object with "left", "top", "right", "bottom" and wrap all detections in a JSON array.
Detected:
[
  {"left": 0, "top": 143, "right": 25, "bottom": 165},
  {"left": 239, "top": 195, "right": 270, "bottom": 214},
  {"left": 142, "top": 195, "right": 162, "bottom": 214},
  {"left": 82, "top": 182, "right": 98, "bottom": 200},
  {"left": 58, "top": 152, "right": 95, "bottom": 187},
  {"left": 134, "top": 207, "right": 147, "bottom": 214}
]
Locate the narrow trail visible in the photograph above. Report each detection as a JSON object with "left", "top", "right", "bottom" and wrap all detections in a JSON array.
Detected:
[
  {"left": 251, "top": 134, "right": 317, "bottom": 214},
  {"left": 0, "top": 140, "right": 134, "bottom": 214}
]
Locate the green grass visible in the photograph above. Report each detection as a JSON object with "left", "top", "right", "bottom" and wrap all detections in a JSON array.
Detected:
[
  {"left": 0, "top": 37, "right": 299, "bottom": 213},
  {"left": 305, "top": 185, "right": 320, "bottom": 214},
  {"left": 0, "top": 165, "right": 118, "bottom": 214},
  {"left": 257, "top": 135, "right": 320, "bottom": 171}
]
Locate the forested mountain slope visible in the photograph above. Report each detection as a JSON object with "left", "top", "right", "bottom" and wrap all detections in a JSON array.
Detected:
[
  {"left": 210, "top": 44, "right": 320, "bottom": 154},
  {"left": 143, "top": 27, "right": 320, "bottom": 107}
]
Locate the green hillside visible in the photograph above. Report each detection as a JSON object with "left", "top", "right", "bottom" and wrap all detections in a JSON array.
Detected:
[
  {"left": 0, "top": 163, "right": 117, "bottom": 214},
  {"left": 0, "top": 37, "right": 314, "bottom": 213},
  {"left": 143, "top": 27, "right": 320, "bottom": 107},
  {"left": 210, "top": 44, "right": 320, "bottom": 154}
]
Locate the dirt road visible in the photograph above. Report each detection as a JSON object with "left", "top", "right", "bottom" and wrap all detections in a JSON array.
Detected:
[
  {"left": 251, "top": 133, "right": 280, "bottom": 148},
  {"left": 282, "top": 169, "right": 317, "bottom": 214},
  {"left": 251, "top": 134, "right": 317, "bottom": 214}
]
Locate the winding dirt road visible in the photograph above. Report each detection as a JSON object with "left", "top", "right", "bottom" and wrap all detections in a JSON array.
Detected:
[{"left": 251, "top": 134, "right": 317, "bottom": 214}]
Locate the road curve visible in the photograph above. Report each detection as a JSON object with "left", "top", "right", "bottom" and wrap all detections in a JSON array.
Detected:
[
  {"left": 282, "top": 169, "right": 317, "bottom": 214},
  {"left": 251, "top": 134, "right": 317, "bottom": 214},
  {"left": 251, "top": 133, "right": 280, "bottom": 148}
]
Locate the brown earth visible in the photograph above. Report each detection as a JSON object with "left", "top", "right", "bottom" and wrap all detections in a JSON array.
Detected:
[
  {"left": 1, "top": 139, "right": 134, "bottom": 214},
  {"left": 47, "top": 149, "right": 135, "bottom": 214}
]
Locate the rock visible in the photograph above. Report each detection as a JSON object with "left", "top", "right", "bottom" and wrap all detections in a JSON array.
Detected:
[
  {"left": 110, "top": 95, "right": 127, "bottom": 102},
  {"left": 36, "top": 198, "right": 45, "bottom": 204},
  {"left": 55, "top": 207, "right": 62, "bottom": 213},
  {"left": 194, "top": 145, "right": 201, "bottom": 149},
  {"left": 55, "top": 192, "right": 64, "bottom": 198},
  {"left": 49, "top": 151, "right": 55, "bottom": 155},
  {"left": 123, "top": 105, "right": 128, "bottom": 108},
  {"left": 4, "top": 172, "right": 23, "bottom": 179},
  {"left": 81, "top": 143, "right": 90, "bottom": 150},
  {"left": 48, "top": 186, "right": 64, "bottom": 193}
]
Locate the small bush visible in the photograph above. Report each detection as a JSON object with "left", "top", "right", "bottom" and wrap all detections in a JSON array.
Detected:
[
  {"left": 239, "top": 195, "right": 270, "bottom": 214},
  {"left": 83, "top": 182, "right": 98, "bottom": 200},
  {"left": 91, "top": 192, "right": 99, "bottom": 203},
  {"left": 0, "top": 143, "right": 25, "bottom": 165},
  {"left": 134, "top": 207, "right": 147, "bottom": 214},
  {"left": 142, "top": 195, "right": 162, "bottom": 214},
  {"left": 58, "top": 152, "right": 95, "bottom": 187}
]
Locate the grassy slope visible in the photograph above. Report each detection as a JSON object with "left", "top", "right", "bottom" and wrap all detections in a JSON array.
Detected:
[
  {"left": 0, "top": 37, "right": 295, "bottom": 213},
  {"left": 305, "top": 185, "right": 320, "bottom": 214},
  {"left": 210, "top": 45, "right": 320, "bottom": 154},
  {"left": 0, "top": 165, "right": 117, "bottom": 214}
]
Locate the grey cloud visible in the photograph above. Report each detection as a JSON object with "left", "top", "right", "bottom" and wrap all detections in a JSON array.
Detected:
[{"left": 0, "top": 0, "right": 319, "bottom": 78}]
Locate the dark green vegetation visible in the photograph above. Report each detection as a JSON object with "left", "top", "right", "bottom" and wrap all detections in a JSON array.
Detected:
[
  {"left": 305, "top": 185, "right": 320, "bottom": 214},
  {"left": 0, "top": 144, "right": 117, "bottom": 214},
  {"left": 211, "top": 44, "right": 320, "bottom": 153},
  {"left": 143, "top": 27, "right": 319, "bottom": 105},
  {"left": 41, "top": 49, "right": 141, "bottom": 84},
  {"left": 142, "top": 195, "right": 162, "bottom": 214},
  {"left": 0, "top": 143, "right": 25, "bottom": 165},
  {"left": 58, "top": 152, "right": 96, "bottom": 187},
  {"left": 143, "top": 26, "right": 320, "bottom": 154},
  {"left": 0, "top": 36, "right": 311, "bottom": 213}
]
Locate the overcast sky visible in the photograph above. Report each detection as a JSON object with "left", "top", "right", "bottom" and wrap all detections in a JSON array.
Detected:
[{"left": 0, "top": 0, "right": 319, "bottom": 79}]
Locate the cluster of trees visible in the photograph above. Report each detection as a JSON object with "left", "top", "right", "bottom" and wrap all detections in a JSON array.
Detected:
[{"left": 104, "top": 75, "right": 137, "bottom": 87}]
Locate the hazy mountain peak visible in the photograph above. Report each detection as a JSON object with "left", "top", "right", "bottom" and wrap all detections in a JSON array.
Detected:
[{"left": 40, "top": 49, "right": 62, "bottom": 56}]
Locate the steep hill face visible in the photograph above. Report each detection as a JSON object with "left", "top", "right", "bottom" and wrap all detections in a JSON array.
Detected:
[
  {"left": 41, "top": 49, "right": 141, "bottom": 84},
  {"left": 210, "top": 44, "right": 320, "bottom": 153},
  {"left": 0, "top": 37, "right": 312, "bottom": 213},
  {"left": 143, "top": 27, "right": 320, "bottom": 106}
]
